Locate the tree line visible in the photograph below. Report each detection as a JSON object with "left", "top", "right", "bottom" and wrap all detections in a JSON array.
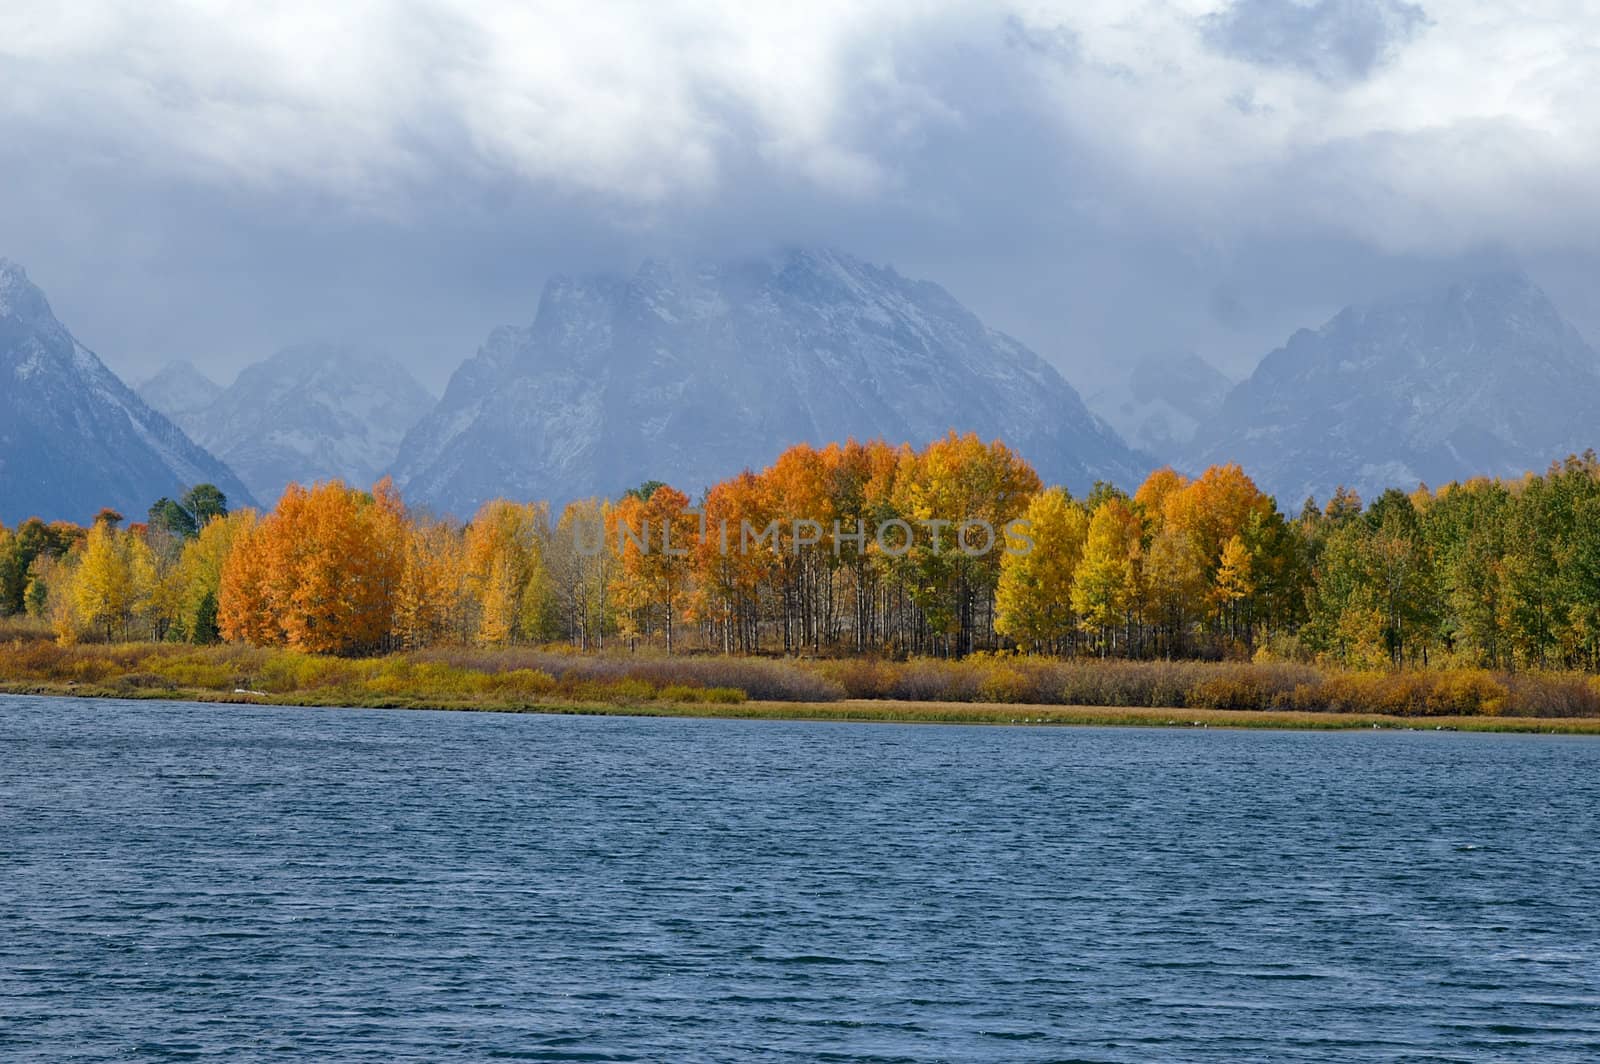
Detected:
[{"left": 6, "top": 435, "right": 1600, "bottom": 670}]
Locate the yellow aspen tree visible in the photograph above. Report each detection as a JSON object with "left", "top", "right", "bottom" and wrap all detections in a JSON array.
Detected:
[
  {"left": 891, "top": 431, "right": 1041, "bottom": 654},
  {"left": 1072, "top": 497, "right": 1142, "bottom": 656},
  {"left": 693, "top": 473, "right": 771, "bottom": 654},
  {"left": 276, "top": 484, "right": 354, "bottom": 654},
  {"left": 463, "top": 499, "right": 543, "bottom": 646},
  {"left": 610, "top": 485, "right": 696, "bottom": 653},
  {"left": 995, "top": 488, "right": 1088, "bottom": 652},
  {"left": 218, "top": 515, "right": 279, "bottom": 646},
  {"left": 217, "top": 521, "right": 263, "bottom": 644},
  {"left": 606, "top": 492, "right": 650, "bottom": 647},
  {"left": 125, "top": 533, "right": 166, "bottom": 641},
  {"left": 1162, "top": 464, "right": 1276, "bottom": 644},
  {"left": 276, "top": 480, "right": 402, "bottom": 654},
  {"left": 392, "top": 518, "right": 465, "bottom": 649},
  {"left": 179, "top": 510, "right": 256, "bottom": 643},
  {"left": 477, "top": 551, "right": 522, "bottom": 647},
  {"left": 552, "top": 499, "right": 615, "bottom": 650},
  {"left": 1133, "top": 467, "right": 1189, "bottom": 520},
  {"left": 219, "top": 481, "right": 400, "bottom": 654},
  {"left": 73, "top": 522, "right": 137, "bottom": 642},
  {"left": 31, "top": 554, "right": 81, "bottom": 645},
  {"left": 1215, "top": 533, "right": 1254, "bottom": 641},
  {"left": 1143, "top": 524, "right": 1206, "bottom": 656},
  {"left": 518, "top": 527, "right": 560, "bottom": 644}
]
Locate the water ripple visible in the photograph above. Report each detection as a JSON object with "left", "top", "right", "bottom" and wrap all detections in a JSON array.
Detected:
[{"left": 3, "top": 696, "right": 1599, "bottom": 1061}]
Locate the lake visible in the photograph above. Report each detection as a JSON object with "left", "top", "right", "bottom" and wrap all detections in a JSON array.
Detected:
[{"left": 3, "top": 695, "right": 1599, "bottom": 1061}]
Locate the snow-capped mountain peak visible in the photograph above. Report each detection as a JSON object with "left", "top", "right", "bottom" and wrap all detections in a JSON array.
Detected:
[
  {"left": 1, "top": 258, "right": 253, "bottom": 523},
  {"left": 138, "top": 361, "right": 223, "bottom": 434},
  {"left": 165, "top": 342, "right": 436, "bottom": 507},
  {"left": 391, "top": 247, "right": 1150, "bottom": 515},
  {"left": 1189, "top": 269, "right": 1600, "bottom": 507}
]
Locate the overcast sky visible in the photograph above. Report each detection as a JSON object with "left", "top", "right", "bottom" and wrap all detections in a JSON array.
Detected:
[{"left": 2, "top": 0, "right": 1596, "bottom": 394}]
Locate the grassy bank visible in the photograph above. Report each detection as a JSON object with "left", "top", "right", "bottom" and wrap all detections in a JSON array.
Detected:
[
  {"left": 3, "top": 680, "right": 1598, "bottom": 734},
  {"left": 3, "top": 637, "right": 1600, "bottom": 733}
]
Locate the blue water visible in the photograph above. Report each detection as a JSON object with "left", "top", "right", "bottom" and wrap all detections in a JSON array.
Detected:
[{"left": 3, "top": 697, "right": 1600, "bottom": 1061}]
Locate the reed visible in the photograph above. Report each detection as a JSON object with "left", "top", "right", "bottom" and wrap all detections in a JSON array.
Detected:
[{"left": 3, "top": 641, "right": 1598, "bottom": 723}]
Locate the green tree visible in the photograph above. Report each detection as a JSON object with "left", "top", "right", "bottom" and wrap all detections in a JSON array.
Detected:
[
  {"left": 192, "top": 590, "right": 221, "bottom": 644},
  {"left": 0, "top": 524, "right": 21, "bottom": 617},
  {"left": 1308, "top": 490, "right": 1439, "bottom": 667},
  {"left": 624, "top": 480, "right": 669, "bottom": 502},
  {"left": 182, "top": 484, "right": 229, "bottom": 525},
  {"left": 1424, "top": 479, "right": 1512, "bottom": 667},
  {"left": 148, "top": 497, "right": 199, "bottom": 540}
]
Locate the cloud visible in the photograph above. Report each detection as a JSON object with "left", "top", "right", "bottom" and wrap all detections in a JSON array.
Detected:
[
  {"left": 1201, "top": 0, "right": 1430, "bottom": 83},
  {"left": 0, "top": 1, "right": 1597, "bottom": 389},
  {"left": 1003, "top": 1, "right": 1600, "bottom": 254},
  {"left": 0, "top": 1, "right": 962, "bottom": 207},
  {"left": 3, "top": 0, "right": 1595, "bottom": 244}
]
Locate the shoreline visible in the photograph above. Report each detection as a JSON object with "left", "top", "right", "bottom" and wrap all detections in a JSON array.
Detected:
[{"left": 5, "top": 681, "right": 1599, "bottom": 734}]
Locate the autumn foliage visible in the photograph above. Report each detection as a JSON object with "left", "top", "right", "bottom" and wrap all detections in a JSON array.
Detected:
[
  {"left": 219, "top": 480, "right": 406, "bottom": 654},
  {"left": 9, "top": 441, "right": 1600, "bottom": 675}
]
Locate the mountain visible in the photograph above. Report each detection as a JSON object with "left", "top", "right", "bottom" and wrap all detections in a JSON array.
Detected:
[
  {"left": 1088, "top": 352, "right": 1232, "bottom": 462},
  {"left": 182, "top": 344, "right": 434, "bottom": 507},
  {"left": 1189, "top": 271, "right": 1600, "bottom": 507},
  {"left": 137, "top": 360, "right": 222, "bottom": 437},
  {"left": 0, "top": 259, "right": 253, "bottom": 524},
  {"left": 390, "top": 249, "right": 1150, "bottom": 515}
]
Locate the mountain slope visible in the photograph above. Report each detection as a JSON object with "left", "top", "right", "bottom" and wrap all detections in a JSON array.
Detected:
[
  {"left": 1189, "top": 271, "right": 1600, "bottom": 507},
  {"left": 391, "top": 249, "right": 1149, "bottom": 515},
  {"left": 0, "top": 259, "right": 253, "bottom": 524},
  {"left": 138, "top": 360, "right": 222, "bottom": 437},
  {"left": 1089, "top": 352, "right": 1232, "bottom": 462},
  {"left": 185, "top": 344, "right": 434, "bottom": 507}
]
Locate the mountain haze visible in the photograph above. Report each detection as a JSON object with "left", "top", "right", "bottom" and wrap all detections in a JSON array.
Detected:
[
  {"left": 164, "top": 344, "right": 434, "bottom": 508},
  {"left": 1190, "top": 271, "right": 1600, "bottom": 507},
  {"left": 137, "top": 361, "right": 222, "bottom": 435},
  {"left": 391, "top": 249, "right": 1149, "bottom": 515},
  {"left": 0, "top": 259, "right": 253, "bottom": 524},
  {"left": 1089, "top": 352, "right": 1232, "bottom": 462}
]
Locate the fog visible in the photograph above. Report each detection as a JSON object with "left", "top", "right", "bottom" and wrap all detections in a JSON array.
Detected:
[{"left": 2, "top": 0, "right": 1595, "bottom": 393}]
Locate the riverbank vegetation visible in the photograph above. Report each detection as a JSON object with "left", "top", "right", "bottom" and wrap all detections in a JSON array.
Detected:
[
  {"left": 5, "top": 436, "right": 1600, "bottom": 680},
  {"left": 3, "top": 638, "right": 1598, "bottom": 722}
]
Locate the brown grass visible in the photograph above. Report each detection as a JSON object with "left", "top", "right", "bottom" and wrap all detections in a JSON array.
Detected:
[
  {"left": 413, "top": 646, "right": 843, "bottom": 702},
  {"left": 0, "top": 616, "right": 54, "bottom": 644},
  {"left": 814, "top": 655, "right": 1596, "bottom": 718},
  {"left": 2, "top": 641, "right": 1598, "bottom": 723}
]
